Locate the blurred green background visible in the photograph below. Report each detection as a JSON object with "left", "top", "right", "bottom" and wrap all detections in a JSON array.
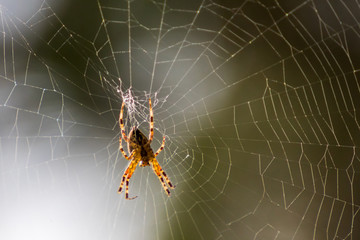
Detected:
[{"left": 0, "top": 0, "right": 360, "bottom": 239}]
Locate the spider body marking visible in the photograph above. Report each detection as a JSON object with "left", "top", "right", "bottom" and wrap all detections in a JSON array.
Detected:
[
  {"left": 118, "top": 98, "right": 175, "bottom": 200},
  {"left": 128, "top": 127, "right": 153, "bottom": 167}
]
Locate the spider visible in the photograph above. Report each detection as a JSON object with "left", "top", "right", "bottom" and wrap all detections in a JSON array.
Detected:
[{"left": 118, "top": 97, "right": 175, "bottom": 199}]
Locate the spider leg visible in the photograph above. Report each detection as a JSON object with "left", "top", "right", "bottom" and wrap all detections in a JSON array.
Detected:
[
  {"left": 151, "top": 159, "right": 175, "bottom": 197},
  {"left": 118, "top": 159, "right": 139, "bottom": 200},
  {"left": 159, "top": 168, "right": 175, "bottom": 189},
  {"left": 125, "top": 175, "right": 138, "bottom": 200},
  {"left": 119, "top": 137, "right": 134, "bottom": 160},
  {"left": 148, "top": 98, "right": 154, "bottom": 143},
  {"left": 154, "top": 136, "right": 166, "bottom": 157},
  {"left": 119, "top": 101, "right": 129, "bottom": 142}
]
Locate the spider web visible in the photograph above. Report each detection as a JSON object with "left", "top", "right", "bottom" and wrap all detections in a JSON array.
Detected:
[{"left": 0, "top": 0, "right": 360, "bottom": 239}]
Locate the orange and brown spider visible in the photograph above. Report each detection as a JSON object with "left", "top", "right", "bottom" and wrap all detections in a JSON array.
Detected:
[{"left": 118, "top": 97, "right": 175, "bottom": 199}]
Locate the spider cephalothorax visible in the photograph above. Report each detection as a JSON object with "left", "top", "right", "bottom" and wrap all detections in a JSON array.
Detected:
[
  {"left": 128, "top": 127, "right": 153, "bottom": 167},
  {"left": 118, "top": 98, "right": 175, "bottom": 199}
]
